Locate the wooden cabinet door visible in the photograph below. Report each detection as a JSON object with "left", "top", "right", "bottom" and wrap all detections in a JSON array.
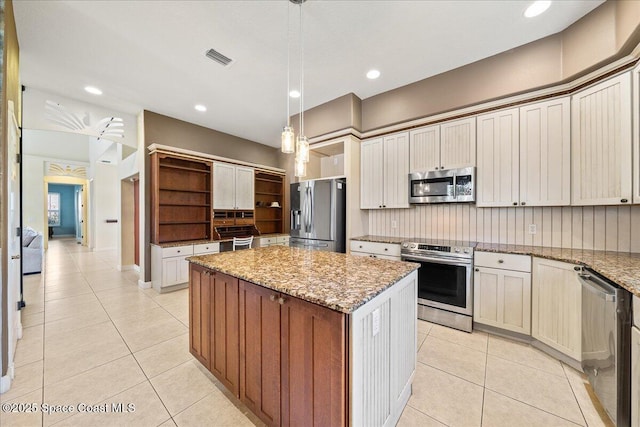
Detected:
[
  {"left": 280, "top": 295, "right": 347, "bottom": 427},
  {"left": 440, "top": 117, "right": 476, "bottom": 170},
  {"left": 476, "top": 108, "right": 519, "bottom": 207},
  {"left": 531, "top": 258, "right": 582, "bottom": 361},
  {"left": 235, "top": 166, "right": 255, "bottom": 210},
  {"left": 382, "top": 132, "right": 410, "bottom": 209},
  {"left": 571, "top": 72, "right": 632, "bottom": 205},
  {"left": 213, "top": 162, "right": 236, "bottom": 209},
  {"left": 474, "top": 267, "right": 531, "bottom": 335},
  {"left": 520, "top": 97, "right": 571, "bottom": 206},
  {"left": 239, "top": 280, "right": 281, "bottom": 426},
  {"left": 210, "top": 271, "right": 240, "bottom": 396},
  {"left": 360, "top": 138, "right": 384, "bottom": 209},
  {"left": 632, "top": 326, "right": 640, "bottom": 427},
  {"left": 409, "top": 125, "right": 440, "bottom": 172},
  {"left": 189, "top": 264, "right": 211, "bottom": 368}
]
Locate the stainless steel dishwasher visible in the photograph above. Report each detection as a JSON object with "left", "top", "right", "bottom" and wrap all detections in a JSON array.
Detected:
[{"left": 579, "top": 268, "right": 632, "bottom": 427}]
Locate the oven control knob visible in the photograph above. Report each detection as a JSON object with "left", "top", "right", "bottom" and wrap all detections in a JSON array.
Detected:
[
  {"left": 402, "top": 243, "right": 408, "bottom": 248},
  {"left": 463, "top": 249, "right": 469, "bottom": 254},
  {"left": 454, "top": 248, "right": 460, "bottom": 253}
]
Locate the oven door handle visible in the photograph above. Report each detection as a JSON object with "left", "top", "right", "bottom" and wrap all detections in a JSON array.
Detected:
[{"left": 401, "top": 254, "right": 472, "bottom": 266}]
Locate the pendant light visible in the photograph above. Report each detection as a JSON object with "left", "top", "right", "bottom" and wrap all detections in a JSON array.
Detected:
[
  {"left": 293, "top": 0, "right": 308, "bottom": 177},
  {"left": 281, "top": 1, "right": 295, "bottom": 154}
]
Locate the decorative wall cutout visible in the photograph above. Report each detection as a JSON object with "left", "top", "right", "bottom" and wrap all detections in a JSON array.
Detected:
[
  {"left": 46, "top": 162, "right": 87, "bottom": 178},
  {"left": 44, "top": 100, "right": 125, "bottom": 140}
]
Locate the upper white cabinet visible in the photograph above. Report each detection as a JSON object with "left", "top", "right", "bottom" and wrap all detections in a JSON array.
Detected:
[
  {"left": 409, "top": 117, "right": 476, "bottom": 172},
  {"left": 361, "top": 132, "right": 409, "bottom": 209},
  {"left": 477, "top": 98, "right": 571, "bottom": 208},
  {"left": 531, "top": 257, "right": 582, "bottom": 361},
  {"left": 633, "top": 65, "right": 640, "bottom": 204},
  {"left": 519, "top": 97, "right": 571, "bottom": 206},
  {"left": 571, "top": 72, "right": 632, "bottom": 206},
  {"left": 213, "top": 162, "right": 254, "bottom": 210},
  {"left": 476, "top": 108, "right": 520, "bottom": 207}
]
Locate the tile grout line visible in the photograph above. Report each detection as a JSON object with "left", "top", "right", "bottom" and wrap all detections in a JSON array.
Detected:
[{"left": 560, "top": 362, "right": 590, "bottom": 427}]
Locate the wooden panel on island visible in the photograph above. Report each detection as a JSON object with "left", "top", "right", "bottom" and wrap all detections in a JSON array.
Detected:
[
  {"left": 151, "top": 152, "right": 212, "bottom": 244},
  {"left": 254, "top": 171, "right": 285, "bottom": 235}
]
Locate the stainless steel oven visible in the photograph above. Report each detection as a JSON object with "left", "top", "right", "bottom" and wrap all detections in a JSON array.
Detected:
[{"left": 401, "top": 239, "right": 474, "bottom": 332}]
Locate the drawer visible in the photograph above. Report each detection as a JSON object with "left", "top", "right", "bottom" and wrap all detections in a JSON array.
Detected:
[
  {"left": 193, "top": 242, "right": 220, "bottom": 254},
  {"left": 162, "top": 245, "right": 193, "bottom": 258},
  {"left": 634, "top": 295, "right": 639, "bottom": 328},
  {"left": 213, "top": 219, "right": 235, "bottom": 226},
  {"left": 276, "top": 235, "right": 290, "bottom": 244},
  {"left": 258, "top": 237, "right": 277, "bottom": 246},
  {"left": 475, "top": 251, "right": 531, "bottom": 272},
  {"left": 350, "top": 240, "right": 401, "bottom": 257},
  {"left": 235, "top": 218, "right": 255, "bottom": 225}
]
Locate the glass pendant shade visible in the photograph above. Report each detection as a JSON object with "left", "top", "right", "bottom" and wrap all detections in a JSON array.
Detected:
[
  {"left": 294, "top": 156, "right": 307, "bottom": 178},
  {"left": 296, "top": 135, "right": 310, "bottom": 163},
  {"left": 281, "top": 126, "right": 295, "bottom": 153}
]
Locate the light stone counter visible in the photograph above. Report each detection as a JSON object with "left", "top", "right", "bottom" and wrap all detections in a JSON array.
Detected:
[
  {"left": 187, "top": 245, "right": 419, "bottom": 313},
  {"left": 476, "top": 243, "right": 640, "bottom": 298}
]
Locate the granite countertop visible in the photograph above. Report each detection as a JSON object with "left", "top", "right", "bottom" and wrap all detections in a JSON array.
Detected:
[
  {"left": 351, "top": 235, "right": 408, "bottom": 245},
  {"left": 476, "top": 243, "right": 640, "bottom": 298},
  {"left": 187, "top": 246, "right": 419, "bottom": 313}
]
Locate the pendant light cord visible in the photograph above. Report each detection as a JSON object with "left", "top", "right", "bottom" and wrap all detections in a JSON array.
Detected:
[
  {"left": 286, "top": 2, "right": 290, "bottom": 128},
  {"left": 299, "top": 1, "right": 304, "bottom": 137}
]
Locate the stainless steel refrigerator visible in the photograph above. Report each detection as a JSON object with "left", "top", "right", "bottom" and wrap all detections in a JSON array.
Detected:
[{"left": 290, "top": 178, "right": 346, "bottom": 253}]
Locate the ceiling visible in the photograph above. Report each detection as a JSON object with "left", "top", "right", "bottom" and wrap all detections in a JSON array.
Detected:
[{"left": 14, "top": 0, "right": 604, "bottom": 148}]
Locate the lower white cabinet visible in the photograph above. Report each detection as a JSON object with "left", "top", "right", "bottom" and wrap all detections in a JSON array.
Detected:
[
  {"left": 152, "top": 243, "right": 220, "bottom": 291},
  {"left": 632, "top": 296, "right": 639, "bottom": 427},
  {"left": 349, "top": 240, "right": 401, "bottom": 261},
  {"left": 531, "top": 257, "right": 582, "bottom": 361},
  {"left": 473, "top": 252, "right": 531, "bottom": 334},
  {"left": 255, "top": 234, "right": 290, "bottom": 247}
]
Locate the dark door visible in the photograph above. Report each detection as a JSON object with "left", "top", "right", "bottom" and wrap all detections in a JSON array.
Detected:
[
  {"left": 189, "top": 264, "right": 211, "bottom": 369},
  {"left": 210, "top": 271, "right": 239, "bottom": 396}
]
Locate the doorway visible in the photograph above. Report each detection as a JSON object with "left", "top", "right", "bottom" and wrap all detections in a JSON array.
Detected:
[{"left": 47, "top": 183, "right": 82, "bottom": 241}]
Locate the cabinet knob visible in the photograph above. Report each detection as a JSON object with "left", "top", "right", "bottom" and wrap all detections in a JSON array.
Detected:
[
  {"left": 270, "top": 294, "right": 276, "bottom": 302},
  {"left": 435, "top": 167, "right": 439, "bottom": 170},
  {"left": 521, "top": 202, "right": 526, "bottom": 206},
  {"left": 379, "top": 205, "right": 382, "bottom": 208},
  {"left": 278, "top": 297, "right": 286, "bottom": 305},
  {"left": 498, "top": 259, "right": 504, "bottom": 264},
  {"left": 573, "top": 266, "right": 581, "bottom": 271},
  {"left": 384, "top": 248, "right": 388, "bottom": 251},
  {"left": 383, "top": 205, "right": 386, "bottom": 208},
  {"left": 475, "top": 268, "right": 479, "bottom": 272},
  {"left": 621, "top": 199, "right": 628, "bottom": 203},
  {"left": 359, "top": 245, "right": 363, "bottom": 249},
  {"left": 177, "top": 250, "right": 181, "bottom": 253},
  {"left": 513, "top": 202, "right": 517, "bottom": 206},
  {"left": 441, "top": 166, "right": 444, "bottom": 169}
]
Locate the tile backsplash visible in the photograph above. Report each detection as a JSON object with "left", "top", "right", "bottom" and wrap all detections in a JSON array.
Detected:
[{"left": 368, "top": 205, "right": 640, "bottom": 253}]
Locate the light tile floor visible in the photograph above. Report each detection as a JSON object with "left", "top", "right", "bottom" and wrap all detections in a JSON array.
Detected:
[{"left": 0, "top": 238, "right": 610, "bottom": 426}]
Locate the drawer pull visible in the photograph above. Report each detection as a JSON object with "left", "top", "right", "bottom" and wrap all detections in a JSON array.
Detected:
[
  {"left": 621, "top": 199, "right": 628, "bottom": 203},
  {"left": 574, "top": 266, "right": 581, "bottom": 271},
  {"left": 384, "top": 248, "right": 388, "bottom": 251},
  {"left": 269, "top": 294, "right": 276, "bottom": 302},
  {"left": 498, "top": 259, "right": 504, "bottom": 264},
  {"left": 278, "top": 297, "right": 286, "bottom": 305},
  {"left": 359, "top": 245, "right": 363, "bottom": 249},
  {"left": 177, "top": 250, "right": 181, "bottom": 253}
]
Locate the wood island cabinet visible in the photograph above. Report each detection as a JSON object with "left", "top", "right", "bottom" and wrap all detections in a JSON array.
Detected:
[
  {"left": 190, "top": 264, "right": 347, "bottom": 427},
  {"left": 189, "top": 264, "right": 240, "bottom": 394}
]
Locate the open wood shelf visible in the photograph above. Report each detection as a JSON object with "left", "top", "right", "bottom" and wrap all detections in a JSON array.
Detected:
[
  {"left": 255, "top": 177, "right": 283, "bottom": 184},
  {"left": 255, "top": 191, "right": 282, "bottom": 196},
  {"left": 254, "top": 171, "right": 285, "bottom": 235},
  {"left": 160, "top": 203, "right": 210, "bottom": 207},
  {"left": 159, "top": 164, "right": 211, "bottom": 173},
  {"left": 256, "top": 219, "right": 283, "bottom": 222},
  {"left": 160, "top": 221, "right": 210, "bottom": 225},
  {"left": 159, "top": 188, "right": 210, "bottom": 194}
]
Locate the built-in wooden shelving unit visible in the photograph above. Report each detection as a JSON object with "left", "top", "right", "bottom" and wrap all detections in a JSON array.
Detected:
[{"left": 254, "top": 171, "right": 285, "bottom": 235}]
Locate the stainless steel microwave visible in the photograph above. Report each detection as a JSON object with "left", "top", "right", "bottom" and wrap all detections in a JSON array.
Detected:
[{"left": 409, "top": 167, "right": 475, "bottom": 204}]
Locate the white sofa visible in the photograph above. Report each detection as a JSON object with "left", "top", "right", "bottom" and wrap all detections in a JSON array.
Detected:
[{"left": 23, "top": 227, "right": 43, "bottom": 274}]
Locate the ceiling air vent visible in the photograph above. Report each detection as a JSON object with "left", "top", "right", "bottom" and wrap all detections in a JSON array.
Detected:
[{"left": 205, "top": 48, "right": 234, "bottom": 67}]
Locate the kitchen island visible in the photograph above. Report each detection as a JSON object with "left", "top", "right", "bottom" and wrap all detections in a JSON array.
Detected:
[{"left": 187, "top": 245, "right": 418, "bottom": 427}]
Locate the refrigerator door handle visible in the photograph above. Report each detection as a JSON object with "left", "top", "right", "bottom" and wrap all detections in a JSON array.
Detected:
[{"left": 309, "top": 186, "right": 314, "bottom": 233}]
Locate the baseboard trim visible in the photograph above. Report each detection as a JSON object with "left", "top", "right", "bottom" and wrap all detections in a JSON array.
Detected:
[
  {"left": 138, "top": 279, "right": 152, "bottom": 289},
  {"left": 117, "top": 264, "right": 136, "bottom": 272},
  {"left": 0, "top": 363, "right": 15, "bottom": 394}
]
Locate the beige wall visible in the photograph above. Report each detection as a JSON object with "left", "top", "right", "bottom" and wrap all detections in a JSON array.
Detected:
[
  {"left": 291, "top": 93, "right": 362, "bottom": 139},
  {"left": 314, "top": 1, "right": 640, "bottom": 133}
]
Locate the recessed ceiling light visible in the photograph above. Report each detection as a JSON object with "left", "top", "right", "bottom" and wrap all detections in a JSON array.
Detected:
[
  {"left": 194, "top": 104, "right": 207, "bottom": 112},
  {"left": 84, "top": 86, "right": 102, "bottom": 95},
  {"left": 289, "top": 90, "right": 301, "bottom": 98},
  {"left": 524, "top": 1, "right": 551, "bottom": 18},
  {"left": 366, "top": 69, "right": 381, "bottom": 80}
]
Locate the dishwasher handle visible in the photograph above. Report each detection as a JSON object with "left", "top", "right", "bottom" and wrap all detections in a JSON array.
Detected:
[{"left": 578, "top": 272, "right": 617, "bottom": 302}]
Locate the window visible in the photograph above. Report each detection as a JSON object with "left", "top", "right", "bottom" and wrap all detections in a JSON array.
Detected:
[{"left": 48, "top": 192, "right": 61, "bottom": 226}]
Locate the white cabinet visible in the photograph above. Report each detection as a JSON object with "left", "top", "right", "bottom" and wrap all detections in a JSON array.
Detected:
[
  {"left": 476, "top": 108, "right": 520, "bottom": 207},
  {"left": 519, "top": 97, "right": 571, "bottom": 206},
  {"left": 255, "top": 234, "right": 289, "bottom": 247},
  {"left": 409, "top": 117, "right": 476, "bottom": 172},
  {"left": 571, "top": 72, "right": 632, "bottom": 206},
  {"left": 531, "top": 257, "right": 582, "bottom": 361},
  {"left": 477, "top": 99, "right": 570, "bottom": 208},
  {"left": 151, "top": 243, "right": 220, "bottom": 292},
  {"left": 632, "top": 295, "right": 639, "bottom": 427},
  {"left": 213, "top": 162, "right": 254, "bottom": 210},
  {"left": 473, "top": 252, "right": 531, "bottom": 334},
  {"left": 349, "top": 240, "right": 401, "bottom": 261},
  {"left": 633, "top": 65, "right": 640, "bottom": 204},
  {"left": 360, "top": 132, "right": 409, "bottom": 209}
]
